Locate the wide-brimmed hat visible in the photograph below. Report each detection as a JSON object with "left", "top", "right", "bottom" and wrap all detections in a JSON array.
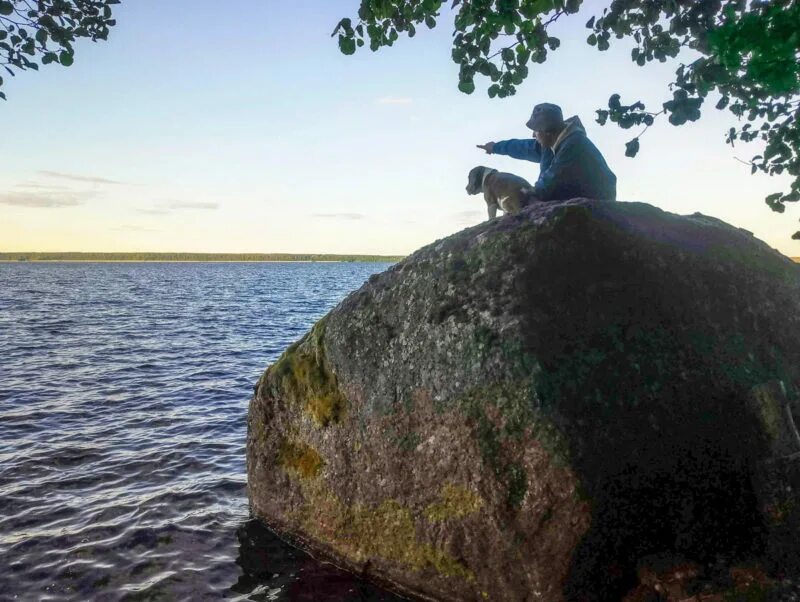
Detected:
[{"left": 526, "top": 103, "right": 564, "bottom": 132}]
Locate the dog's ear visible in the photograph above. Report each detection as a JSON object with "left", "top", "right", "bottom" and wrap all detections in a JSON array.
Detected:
[{"left": 467, "top": 167, "right": 482, "bottom": 194}]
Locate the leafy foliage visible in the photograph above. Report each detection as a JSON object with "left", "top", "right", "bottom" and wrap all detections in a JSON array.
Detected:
[
  {"left": 0, "top": 0, "right": 119, "bottom": 100},
  {"left": 334, "top": 0, "right": 800, "bottom": 239}
]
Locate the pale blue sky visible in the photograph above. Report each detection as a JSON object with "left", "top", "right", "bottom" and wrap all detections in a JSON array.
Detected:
[{"left": 1, "top": 1, "right": 797, "bottom": 256}]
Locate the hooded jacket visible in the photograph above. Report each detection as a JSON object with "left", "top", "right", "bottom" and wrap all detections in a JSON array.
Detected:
[{"left": 492, "top": 116, "right": 617, "bottom": 202}]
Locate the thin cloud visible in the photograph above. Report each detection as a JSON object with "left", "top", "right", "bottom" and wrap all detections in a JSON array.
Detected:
[
  {"left": 134, "top": 202, "right": 219, "bottom": 215},
  {"left": 452, "top": 210, "right": 484, "bottom": 225},
  {"left": 112, "top": 225, "right": 160, "bottom": 232},
  {"left": 15, "top": 182, "right": 73, "bottom": 191},
  {"left": 38, "top": 170, "right": 123, "bottom": 185},
  {"left": 376, "top": 96, "right": 414, "bottom": 105},
  {"left": 313, "top": 213, "right": 366, "bottom": 220},
  {"left": 135, "top": 208, "right": 170, "bottom": 215},
  {"left": 168, "top": 201, "right": 219, "bottom": 210},
  {"left": 0, "top": 190, "right": 91, "bottom": 208}
]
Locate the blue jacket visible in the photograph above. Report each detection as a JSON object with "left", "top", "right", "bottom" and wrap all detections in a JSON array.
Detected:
[{"left": 492, "top": 117, "right": 617, "bottom": 202}]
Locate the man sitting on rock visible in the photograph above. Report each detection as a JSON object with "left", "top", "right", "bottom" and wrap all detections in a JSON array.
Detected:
[{"left": 478, "top": 102, "right": 617, "bottom": 203}]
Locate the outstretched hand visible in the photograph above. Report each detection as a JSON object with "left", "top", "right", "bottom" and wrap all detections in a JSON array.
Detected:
[{"left": 476, "top": 142, "right": 495, "bottom": 154}]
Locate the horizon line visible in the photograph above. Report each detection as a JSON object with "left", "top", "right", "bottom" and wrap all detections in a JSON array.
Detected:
[
  {"left": 0, "top": 251, "right": 405, "bottom": 255},
  {"left": 0, "top": 251, "right": 406, "bottom": 262},
  {"left": 2, "top": 253, "right": 797, "bottom": 265}
]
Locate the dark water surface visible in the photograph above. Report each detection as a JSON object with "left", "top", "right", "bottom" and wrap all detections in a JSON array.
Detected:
[{"left": 0, "top": 262, "right": 406, "bottom": 602}]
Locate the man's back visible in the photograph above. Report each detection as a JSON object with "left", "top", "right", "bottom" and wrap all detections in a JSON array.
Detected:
[{"left": 537, "top": 116, "right": 617, "bottom": 202}]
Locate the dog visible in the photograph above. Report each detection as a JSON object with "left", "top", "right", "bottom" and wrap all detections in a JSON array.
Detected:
[{"left": 466, "top": 166, "right": 533, "bottom": 220}]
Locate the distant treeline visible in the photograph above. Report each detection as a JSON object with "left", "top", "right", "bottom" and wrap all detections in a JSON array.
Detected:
[
  {"left": 0, "top": 252, "right": 405, "bottom": 263},
  {"left": 2, "top": 252, "right": 796, "bottom": 263}
]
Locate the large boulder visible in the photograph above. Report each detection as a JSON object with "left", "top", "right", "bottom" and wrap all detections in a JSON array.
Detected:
[{"left": 246, "top": 199, "right": 800, "bottom": 601}]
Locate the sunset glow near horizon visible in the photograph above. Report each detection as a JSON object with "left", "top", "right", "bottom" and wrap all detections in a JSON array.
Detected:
[{"left": 1, "top": 1, "right": 798, "bottom": 257}]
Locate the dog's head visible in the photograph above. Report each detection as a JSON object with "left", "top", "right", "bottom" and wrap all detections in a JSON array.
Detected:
[{"left": 466, "top": 166, "right": 491, "bottom": 195}]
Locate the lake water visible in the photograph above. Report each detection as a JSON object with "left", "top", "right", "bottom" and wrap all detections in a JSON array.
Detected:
[{"left": 0, "top": 262, "right": 407, "bottom": 601}]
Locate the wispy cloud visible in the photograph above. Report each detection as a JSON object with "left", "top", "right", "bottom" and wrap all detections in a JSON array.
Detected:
[
  {"left": 168, "top": 201, "right": 219, "bottom": 210},
  {"left": 38, "top": 170, "right": 123, "bottom": 185},
  {"left": 112, "top": 225, "right": 160, "bottom": 232},
  {"left": 452, "top": 210, "right": 483, "bottom": 225},
  {"left": 133, "top": 201, "right": 219, "bottom": 215},
  {"left": 135, "top": 208, "right": 170, "bottom": 215},
  {"left": 313, "top": 213, "right": 366, "bottom": 220},
  {"left": 376, "top": 96, "right": 414, "bottom": 105},
  {"left": 0, "top": 190, "right": 92, "bottom": 208},
  {"left": 15, "top": 182, "right": 73, "bottom": 191}
]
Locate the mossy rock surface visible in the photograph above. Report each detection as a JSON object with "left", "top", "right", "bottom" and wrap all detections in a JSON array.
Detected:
[{"left": 247, "top": 199, "right": 800, "bottom": 601}]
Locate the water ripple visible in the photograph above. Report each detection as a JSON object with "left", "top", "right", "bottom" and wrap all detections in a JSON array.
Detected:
[{"left": 0, "top": 262, "right": 404, "bottom": 601}]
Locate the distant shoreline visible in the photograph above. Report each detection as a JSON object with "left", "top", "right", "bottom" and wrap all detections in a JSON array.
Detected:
[
  {"left": 0, "top": 252, "right": 404, "bottom": 263},
  {"left": 1, "top": 252, "right": 796, "bottom": 263}
]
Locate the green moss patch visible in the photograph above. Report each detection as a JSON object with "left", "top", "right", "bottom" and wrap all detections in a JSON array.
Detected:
[
  {"left": 751, "top": 385, "right": 782, "bottom": 442},
  {"left": 443, "top": 381, "right": 569, "bottom": 508},
  {"left": 279, "top": 439, "right": 323, "bottom": 479},
  {"left": 270, "top": 318, "right": 347, "bottom": 427},
  {"left": 298, "top": 483, "right": 475, "bottom": 583},
  {"left": 424, "top": 483, "right": 484, "bottom": 522},
  {"left": 350, "top": 499, "right": 475, "bottom": 580}
]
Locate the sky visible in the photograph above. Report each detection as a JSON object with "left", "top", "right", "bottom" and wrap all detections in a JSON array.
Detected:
[{"left": 0, "top": 1, "right": 798, "bottom": 256}]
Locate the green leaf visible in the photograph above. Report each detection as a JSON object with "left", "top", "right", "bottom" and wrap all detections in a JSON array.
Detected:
[
  {"left": 458, "top": 79, "right": 475, "bottom": 94},
  {"left": 625, "top": 138, "right": 640, "bottom": 157},
  {"left": 0, "top": 1, "right": 13, "bottom": 16},
  {"left": 765, "top": 192, "right": 784, "bottom": 212},
  {"left": 338, "top": 36, "right": 356, "bottom": 55},
  {"left": 59, "top": 51, "right": 74, "bottom": 66}
]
